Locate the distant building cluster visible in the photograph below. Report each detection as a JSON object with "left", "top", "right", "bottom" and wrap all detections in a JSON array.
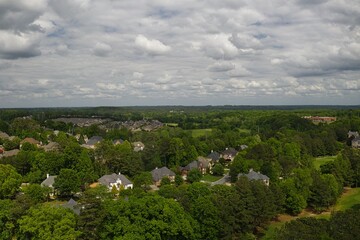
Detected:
[{"left": 303, "top": 116, "right": 336, "bottom": 124}]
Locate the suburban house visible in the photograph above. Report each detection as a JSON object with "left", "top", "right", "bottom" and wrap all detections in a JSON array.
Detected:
[
  {"left": 113, "top": 139, "right": 124, "bottom": 145},
  {"left": 0, "top": 149, "right": 20, "bottom": 158},
  {"left": 0, "top": 131, "right": 9, "bottom": 140},
  {"left": 98, "top": 173, "right": 133, "bottom": 191},
  {"left": 62, "top": 198, "right": 81, "bottom": 215},
  {"left": 42, "top": 142, "right": 60, "bottom": 152},
  {"left": 82, "top": 136, "right": 103, "bottom": 149},
  {"left": 20, "top": 137, "right": 40, "bottom": 148},
  {"left": 151, "top": 167, "right": 175, "bottom": 186},
  {"left": 180, "top": 157, "right": 212, "bottom": 180},
  {"left": 132, "top": 141, "right": 145, "bottom": 152},
  {"left": 238, "top": 169, "right": 270, "bottom": 186},
  {"left": 352, "top": 137, "right": 360, "bottom": 149},
  {"left": 221, "top": 148, "right": 238, "bottom": 162},
  {"left": 348, "top": 131, "right": 359, "bottom": 139},
  {"left": 207, "top": 150, "right": 220, "bottom": 162},
  {"left": 41, "top": 174, "right": 57, "bottom": 195}
]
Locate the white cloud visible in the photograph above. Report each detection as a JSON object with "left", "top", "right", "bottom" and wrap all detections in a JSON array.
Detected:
[
  {"left": 208, "top": 62, "right": 235, "bottom": 72},
  {"left": 0, "top": 0, "right": 359, "bottom": 106},
  {"left": 93, "top": 42, "right": 112, "bottom": 57},
  {"left": 135, "top": 34, "right": 171, "bottom": 55}
]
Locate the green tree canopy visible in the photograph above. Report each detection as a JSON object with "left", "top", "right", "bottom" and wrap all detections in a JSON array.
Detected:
[
  {"left": 53, "top": 169, "right": 81, "bottom": 196},
  {"left": 18, "top": 204, "right": 81, "bottom": 240},
  {"left": 0, "top": 164, "right": 22, "bottom": 199}
]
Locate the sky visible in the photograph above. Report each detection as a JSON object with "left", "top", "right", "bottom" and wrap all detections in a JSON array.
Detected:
[{"left": 0, "top": 0, "right": 359, "bottom": 107}]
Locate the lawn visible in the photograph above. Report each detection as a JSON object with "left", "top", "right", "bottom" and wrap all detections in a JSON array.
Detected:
[
  {"left": 201, "top": 174, "right": 222, "bottom": 182},
  {"left": 165, "top": 123, "right": 178, "bottom": 127},
  {"left": 335, "top": 188, "right": 360, "bottom": 211},
  {"left": 190, "top": 129, "right": 212, "bottom": 138},
  {"left": 261, "top": 188, "right": 360, "bottom": 239},
  {"left": 313, "top": 155, "right": 337, "bottom": 170}
]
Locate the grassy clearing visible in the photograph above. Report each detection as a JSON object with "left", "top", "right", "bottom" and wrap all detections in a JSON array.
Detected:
[
  {"left": 165, "top": 123, "right": 178, "bottom": 127},
  {"left": 313, "top": 155, "right": 337, "bottom": 170},
  {"left": 262, "top": 188, "right": 360, "bottom": 239},
  {"left": 335, "top": 188, "right": 360, "bottom": 211},
  {"left": 201, "top": 174, "right": 222, "bottom": 182},
  {"left": 237, "top": 128, "right": 251, "bottom": 134},
  {"left": 191, "top": 129, "right": 212, "bottom": 138}
]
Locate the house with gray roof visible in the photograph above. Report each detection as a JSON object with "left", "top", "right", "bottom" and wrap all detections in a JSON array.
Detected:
[
  {"left": 82, "top": 136, "right": 103, "bottom": 149},
  {"left": 221, "top": 148, "right": 238, "bottom": 162},
  {"left": 151, "top": 167, "right": 175, "bottom": 186},
  {"left": 238, "top": 169, "right": 270, "bottom": 186},
  {"left": 180, "top": 157, "right": 212, "bottom": 180},
  {"left": 63, "top": 198, "right": 81, "bottom": 215},
  {"left": 207, "top": 151, "right": 220, "bottom": 162},
  {"left": 352, "top": 137, "right": 360, "bottom": 149},
  {"left": 98, "top": 173, "right": 133, "bottom": 191},
  {"left": 132, "top": 141, "right": 145, "bottom": 152},
  {"left": 41, "top": 174, "right": 57, "bottom": 196}
]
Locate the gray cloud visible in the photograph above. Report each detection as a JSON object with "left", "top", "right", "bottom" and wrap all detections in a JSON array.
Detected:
[{"left": 0, "top": 0, "right": 359, "bottom": 107}]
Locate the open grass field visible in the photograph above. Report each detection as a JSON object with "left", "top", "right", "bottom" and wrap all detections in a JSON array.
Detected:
[
  {"left": 190, "top": 129, "right": 212, "bottom": 138},
  {"left": 313, "top": 155, "right": 337, "bottom": 170},
  {"left": 165, "top": 123, "right": 179, "bottom": 127},
  {"left": 335, "top": 188, "right": 360, "bottom": 211},
  {"left": 262, "top": 187, "right": 360, "bottom": 239},
  {"left": 201, "top": 174, "right": 223, "bottom": 182}
]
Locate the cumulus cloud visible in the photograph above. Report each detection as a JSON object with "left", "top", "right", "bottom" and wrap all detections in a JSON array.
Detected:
[
  {"left": 1, "top": 0, "right": 359, "bottom": 106},
  {"left": 201, "top": 34, "right": 238, "bottom": 60},
  {"left": 0, "top": 31, "right": 41, "bottom": 59},
  {"left": 93, "top": 42, "right": 112, "bottom": 57},
  {"left": 135, "top": 34, "right": 171, "bottom": 55},
  {"left": 0, "top": 0, "right": 46, "bottom": 59},
  {"left": 208, "top": 62, "right": 235, "bottom": 72}
]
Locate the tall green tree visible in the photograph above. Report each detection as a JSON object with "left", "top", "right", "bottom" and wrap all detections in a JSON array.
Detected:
[
  {"left": 53, "top": 169, "right": 81, "bottom": 196},
  {"left": 0, "top": 164, "right": 22, "bottom": 199},
  {"left": 18, "top": 204, "right": 81, "bottom": 240}
]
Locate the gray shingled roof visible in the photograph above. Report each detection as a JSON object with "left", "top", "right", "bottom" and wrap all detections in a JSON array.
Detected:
[
  {"left": 41, "top": 175, "right": 57, "bottom": 187},
  {"left": 151, "top": 167, "right": 175, "bottom": 182},
  {"left": 98, "top": 173, "right": 132, "bottom": 186},
  {"left": 181, "top": 161, "right": 199, "bottom": 171},
  {"left": 86, "top": 136, "right": 103, "bottom": 146},
  {"left": 63, "top": 198, "right": 81, "bottom": 215},
  {"left": 207, "top": 151, "right": 220, "bottom": 161},
  {"left": 222, "top": 148, "right": 238, "bottom": 156},
  {"left": 238, "top": 169, "right": 269, "bottom": 181}
]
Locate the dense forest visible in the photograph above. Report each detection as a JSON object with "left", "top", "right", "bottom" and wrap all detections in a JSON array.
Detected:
[{"left": 0, "top": 106, "right": 359, "bottom": 239}]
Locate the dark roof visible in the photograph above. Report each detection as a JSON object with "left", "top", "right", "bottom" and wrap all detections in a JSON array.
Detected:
[
  {"left": 113, "top": 139, "right": 124, "bottom": 144},
  {"left": 41, "top": 175, "right": 57, "bottom": 187},
  {"left": 86, "top": 136, "right": 103, "bottom": 146},
  {"left": 63, "top": 198, "right": 81, "bottom": 215},
  {"left": 98, "top": 173, "right": 132, "bottom": 186},
  {"left": 181, "top": 161, "right": 199, "bottom": 171},
  {"left": 222, "top": 148, "right": 238, "bottom": 156},
  {"left": 238, "top": 169, "right": 269, "bottom": 181},
  {"left": 151, "top": 167, "right": 175, "bottom": 182},
  {"left": 207, "top": 151, "right": 220, "bottom": 161}
]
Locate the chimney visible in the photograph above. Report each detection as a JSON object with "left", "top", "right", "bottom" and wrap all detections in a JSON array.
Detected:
[
  {"left": 118, "top": 172, "right": 121, "bottom": 176},
  {"left": 211, "top": 150, "right": 213, "bottom": 153},
  {"left": 46, "top": 173, "right": 49, "bottom": 178}
]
